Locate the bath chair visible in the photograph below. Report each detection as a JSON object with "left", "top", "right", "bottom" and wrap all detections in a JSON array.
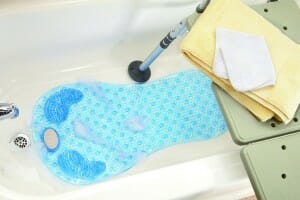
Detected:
[{"left": 129, "top": 0, "right": 300, "bottom": 199}]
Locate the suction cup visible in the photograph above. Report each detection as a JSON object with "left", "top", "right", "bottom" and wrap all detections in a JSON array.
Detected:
[{"left": 128, "top": 61, "right": 151, "bottom": 83}]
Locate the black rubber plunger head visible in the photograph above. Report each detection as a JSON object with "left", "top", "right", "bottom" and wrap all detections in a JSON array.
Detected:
[{"left": 128, "top": 60, "right": 151, "bottom": 83}]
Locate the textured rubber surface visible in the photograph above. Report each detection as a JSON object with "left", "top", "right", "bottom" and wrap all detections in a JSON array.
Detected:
[{"left": 31, "top": 70, "right": 227, "bottom": 184}]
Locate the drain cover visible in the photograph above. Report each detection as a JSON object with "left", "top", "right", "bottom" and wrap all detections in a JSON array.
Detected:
[{"left": 13, "top": 134, "right": 30, "bottom": 149}]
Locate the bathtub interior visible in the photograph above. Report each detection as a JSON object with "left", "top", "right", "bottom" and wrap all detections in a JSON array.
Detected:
[{"left": 0, "top": 0, "right": 243, "bottom": 197}]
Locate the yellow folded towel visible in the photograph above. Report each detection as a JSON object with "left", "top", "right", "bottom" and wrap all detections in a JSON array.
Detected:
[{"left": 181, "top": 0, "right": 300, "bottom": 123}]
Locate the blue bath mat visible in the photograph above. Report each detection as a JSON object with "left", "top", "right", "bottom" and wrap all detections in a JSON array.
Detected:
[{"left": 31, "top": 69, "right": 227, "bottom": 185}]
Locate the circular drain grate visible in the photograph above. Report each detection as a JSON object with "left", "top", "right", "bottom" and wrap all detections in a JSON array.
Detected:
[{"left": 13, "top": 134, "right": 30, "bottom": 149}]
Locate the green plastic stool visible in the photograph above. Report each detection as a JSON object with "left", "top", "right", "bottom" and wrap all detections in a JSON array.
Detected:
[{"left": 212, "top": 1, "right": 300, "bottom": 199}]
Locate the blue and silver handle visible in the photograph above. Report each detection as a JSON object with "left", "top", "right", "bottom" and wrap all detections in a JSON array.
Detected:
[
  {"left": 128, "top": 0, "right": 211, "bottom": 83},
  {"left": 138, "top": 18, "right": 188, "bottom": 72}
]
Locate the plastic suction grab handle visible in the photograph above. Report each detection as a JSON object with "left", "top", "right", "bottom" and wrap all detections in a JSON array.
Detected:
[
  {"left": 160, "top": 18, "right": 188, "bottom": 49},
  {"left": 138, "top": 18, "right": 188, "bottom": 72},
  {"left": 196, "top": 0, "right": 210, "bottom": 13}
]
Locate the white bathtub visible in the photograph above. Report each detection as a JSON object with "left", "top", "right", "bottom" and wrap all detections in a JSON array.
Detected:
[{"left": 0, "top": 0, "right": 283, "bottom": 199}]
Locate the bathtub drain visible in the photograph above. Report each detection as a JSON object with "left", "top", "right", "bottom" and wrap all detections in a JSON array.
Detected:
[{"left": 12, "top": 134, "right": 30, "bottom": 149}]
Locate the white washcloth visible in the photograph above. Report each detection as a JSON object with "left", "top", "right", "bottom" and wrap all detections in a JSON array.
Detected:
[{"left": 213, "top": 28, "right": 276, "bottom": 92}]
